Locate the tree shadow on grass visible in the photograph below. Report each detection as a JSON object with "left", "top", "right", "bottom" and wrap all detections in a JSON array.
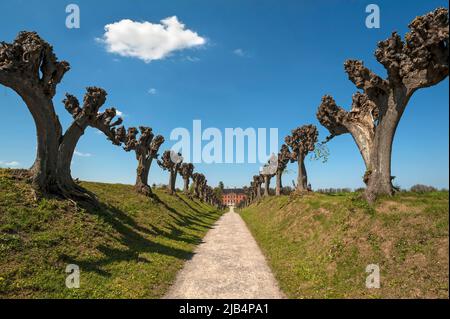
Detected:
[
  {"left": 161, "top": 194, "right": 216, "bottom": 227},
  {"left": 176, "top": 195, "right": 219, "bottom": 220},
  {"left": 156, "top": 194, "right": 219, "bottom": 230},
  {"left": 60, "top": 199, "right": 213, "bottom": 277}
]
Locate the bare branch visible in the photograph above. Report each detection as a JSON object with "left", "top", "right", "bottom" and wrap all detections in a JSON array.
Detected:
[
  {"left": 317, "top": 95, "right": 350, "bottom": 140},
  {"left": 63, "top": 87, "right": 124, "bottom": 145},
  {"left": 252, "top": 175, "right": 264, "bottom": 187},
  {"left": 318, "top": 94, "right": 375, "bottom": 165},
  {"left": 0, "top": 31, "right": 70, "bottom": 97},
  {"left": 95, "top": 108, "right": 124, "bottom": 145},
  {"left": 284, "top": 124, "right": 319, "bottom": 160},
  {"left": 123, "top": 127, "right": 139, "bottom": 152},
  {"left": 348, "top": 92, "right": 379, "bottom": 129},
  {"left": 375, "top": 8, "right": 449, "bottom": 91},
  {"left": 344, "top": 60, "right": 389, "bottom": 96},
  {"left": 277, "top": 144, "right": 291, "bottom": 171},
  {"left": 158, "top": 150, "right": 180, "bottom": 171},
  {"left": 148, "top": 135, "right": 165, "bottom": 159},
  {"left": 179, "top": 163, "right": 195, "bottom": 180}
]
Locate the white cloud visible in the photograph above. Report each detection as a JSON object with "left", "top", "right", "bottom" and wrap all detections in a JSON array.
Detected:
[
  {"left": 0, "top": 160, "right": 20, "bottom": 167},
  {"left": 185, "top": 56, "right": 200, "bottom": 62},
  {"left": 233, "top": 48, "right": 246, "bottom": 57},
  {"left": 99, "top": 16, "right": 206, "bottom": 63},
  {"left": 148, "top": 88, "right": 157, "bottom": 95},
  {"left": 115, "top": 110, "right": 124, "bottom": 117},
  {"left": 74, "top": 151, "right": 92, "bottom": 158}
]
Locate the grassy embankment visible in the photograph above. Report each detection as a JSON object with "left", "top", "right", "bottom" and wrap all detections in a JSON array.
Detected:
[
  {"left": 240, "top": 191, "right": 449, "bottom": 298},
  {"left": 0, "top": 168, "right": 222, "bottom": 298}
]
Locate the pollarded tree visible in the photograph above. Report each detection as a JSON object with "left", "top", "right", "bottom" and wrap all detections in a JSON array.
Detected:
[
  {"left": 210, "top": 186, "right": 221, "bottom": 207},
  {"left": 260, "top": 154, "right": 277, "bottom": 197},
  {"left": 204, "top": 185, "right": 213, "bottom": 204},
  {"left": 158, "top": 150, "right": 183, "bottom": 195},
  {"left": 119, "top": 126, "right": 165, "bottom": 196},
  {"left": 242, "top": 186, "right": 250, "bottom": 206},
  {"left": 59, "top": 88, "right": 124, "bottom": 196},
  {"left": 213, "top": 184, "right": 223, "bottom": 203},
  {"left": 199, "top": 177, "right": 208, "bottom": 201},
  {"left": 262, "top": 173, "right": 273, "bottom": 197},
  {"left": 0, "top": 32, "right": 124, "bottom": 200},
  {"left": 179, "top": 163, "right": 195, "bottom": 194},
  {"left": 252, "top": 175, "right": 263, "bottom": 199},
  {"left": 0, "top": 32, "right": 70, "bottom": 195},
  {"left": 285, "top": 125, "right": 318, "bottom": 192},
  {"left": 275, "top": 144, "right": 292, "bottom": 196},
  {"left": 247, "top": 183, "right": 253, "bottom": 204},
  {"left": 191, "top": 173, "right": 205, "bottom": 199},
  {"left": 251, "top": 180, "right": 258, "bottom": 202},
  {"left": 191, "top": 173, "right": 200, "bottom": 198},
  {"left": 317, "top": 8, "right": 449, "bottom": 202}
]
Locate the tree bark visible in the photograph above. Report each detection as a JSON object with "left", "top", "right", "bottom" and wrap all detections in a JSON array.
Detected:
[
  {"left": 275, "top": 171, "right": 283, "bottom": 196},
  {"left": 263, "top": 175, "right": 271, "bottom": 196},
  {"left": 135, "top": 157, "right": 153, "bottom": 196},
  {"left": 296, "top": 154, "right": 308, "bottom": 191},
  {"left": 256, "top": 183, "right": 262, "bottom": 198},
  {"left": 20, "top": 90, "right": 62, "bottom": 194},
  {"left": 168, "top": 164, "right": 181, "bottom": 195},
  {"left": 194, "top": 182, "right": 199, "bottom": 198},
  {"left": 55, "top": 120, "right": 91, "bottom": 198},
  {"left": 364, "top": 91, "right": 407, "bottom": 201},
  {"left": 183, "top": 178, "right": 190, "bottom": 194},
  {"left": 168, "top": 170, "right": 175, "bottom": 195}
]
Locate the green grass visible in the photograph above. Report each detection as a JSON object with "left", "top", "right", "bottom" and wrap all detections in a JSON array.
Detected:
[
  {"left": 0, "top": 169, "right": 223, "bottom": 298},
  {"left": 239, "top": 191, "right": 449, "bottom": 298}
]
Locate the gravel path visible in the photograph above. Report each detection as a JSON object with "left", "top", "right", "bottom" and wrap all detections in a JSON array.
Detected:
[{"left": 164, "top": 207, "right": 284, "bottom": 299}]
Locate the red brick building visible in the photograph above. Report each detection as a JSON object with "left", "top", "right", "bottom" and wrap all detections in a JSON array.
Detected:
[{"left": 222, "top": 189, "right": 246, "bottom": 206}]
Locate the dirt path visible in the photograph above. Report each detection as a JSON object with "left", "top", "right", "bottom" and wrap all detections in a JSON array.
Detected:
[{"left": 164, "top": 206, "right": 284, "bottom": 299}]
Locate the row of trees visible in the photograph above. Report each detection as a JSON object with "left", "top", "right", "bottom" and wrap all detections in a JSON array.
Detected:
[
  {"left": 243, "top": 8, "right": 449, "bottom": 204},
  {"left": 0, "top": 31, "right": 222, "bottom": 207},
  {"left": 243, "top": 124, "right": 320, "bottom": 204},
  {"left": 0, "top": 8, "right": 447, "bottom": 206}
]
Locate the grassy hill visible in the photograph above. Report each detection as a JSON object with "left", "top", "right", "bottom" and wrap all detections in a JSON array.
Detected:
[
  {"left": 240, "top": 191, "right": 449, "bottom": 298},
  {"left": 0, "top": 169, "right": 222, "bottom": 298}
]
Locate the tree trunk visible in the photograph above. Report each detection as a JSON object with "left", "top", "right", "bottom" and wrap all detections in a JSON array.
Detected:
[
  {"left": 193, "top": 182, "right": 199, "bottom": 198},
  {"left": 169, "top": 165, "right": 180, "bottom": 195},
  {"left": 168, "top": 170, "right": 175, "bottom": 195},
  {"left": 263, "top": 175, "right": 271, "bottom": 196},
  {"left": 15, "top": 89, "right": 96, "bottom": 201},
  {"left": 275, "top": 170, "right": 282, "bottom": 196},
  {"left": 364, "top": 92, "right": 406, "bottom": 202},
  {"left": 256, "top": 184, "right": 262, "bottom": 198},
  {"left": 56, "top": 121, "right": 91, "bottom": 198},
  {"left": 296, "top": 155, "right": 308, "bottom": 191},
  {"left": 183, "top": 178, "right": 190, "bottom": 194},
  {"left": 21, "top": 91, "right": 62, "bottom": 194},
  {"left": 135, "top": 156, "right": 152, "bottom": 196}
]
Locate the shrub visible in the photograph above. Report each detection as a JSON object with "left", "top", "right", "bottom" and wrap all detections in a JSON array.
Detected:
[
  {"left": 316, "top": 188, "right": 352, "bottom": 194},
  {"left": 410, "top": 184, "right": 437, "bottom": 193}
]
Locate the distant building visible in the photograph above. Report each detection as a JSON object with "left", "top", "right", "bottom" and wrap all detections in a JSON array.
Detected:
[{"left": 222, "top": 188, "right": 246, "bottom": 206}]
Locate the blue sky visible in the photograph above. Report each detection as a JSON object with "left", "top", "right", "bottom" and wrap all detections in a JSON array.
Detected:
[{"left": 0, "top": 0, "right": 448, "bottom": 190}]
